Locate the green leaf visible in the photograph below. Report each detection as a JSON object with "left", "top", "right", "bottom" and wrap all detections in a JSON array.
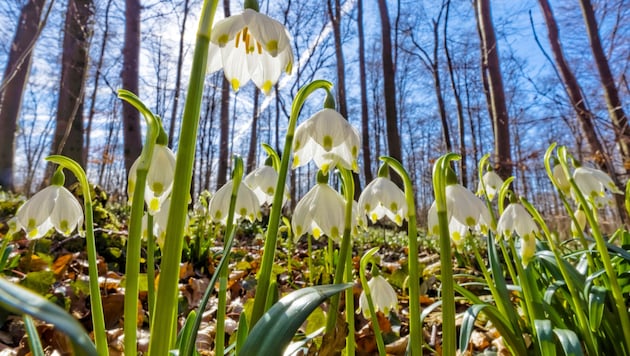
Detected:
[
  {"left": 553, "top": 328, "right": 584, "bottom": 356},
  {"left": 235, "top": 311, "right": 249, "bottom": 355},
  {"left": 534, "top": 319, "right": 555, "bottom": 356},
  {"left": 239, "top": 284, "right": 352, "bottom": 356},
  {"left": 459, "top": 304, "right": 527, "bottom": 356},
  {"left": 587, "top": 286, "right": 606, "bottom": 332},
  {"left": 23, "top": 315, "right": 44, "bottom": 356},
  {"left": 176, "top": 310, "right": 200, "bottom": 356},
  {"left": 0, "top": 277, "right": 97, "bottom": 355}
]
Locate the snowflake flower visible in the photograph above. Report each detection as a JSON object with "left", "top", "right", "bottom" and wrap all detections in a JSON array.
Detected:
[
  {"left": 358, "top": 177, "right": 407, "bottom": 227},
  {"left": 357, "top": 275, "right": 398, "bottom": 318},
  {"left": 16, "top": 185, "right": 83, "bottom": 239}
]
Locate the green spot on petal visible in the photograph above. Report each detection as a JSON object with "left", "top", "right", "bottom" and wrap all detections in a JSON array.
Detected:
[
  {"left": 218, "top": 34, "right": 229, "bottom": 46},
  {"left": 231, "top": 78, "right": 240, "bottom": 91},
  {"left": 262, "top": 80, "right": 273, "bottom": 95},
  {"left": 323, "top": 136, "right": 333, "bottom": 151},
  {"left": 266, "top": 40, "right": 278, "bottom": 54}
]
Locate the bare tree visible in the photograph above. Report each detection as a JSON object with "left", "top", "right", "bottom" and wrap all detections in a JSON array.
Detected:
[
  {"left": 579, "top": 0, "right": 630, "bottom": 173},
  {"left": 0, "top": 0, "right": 48, "bottom": 191},
  {"left": 216, "top": 0, "right": 231, "bottom": 189},
  {"left": 473, "top": 0, "right": 512, "bottom": 179},
  {"left": 377, "top": 0, "right": 403, "bottom": 186},
  {"left": 49, "top": 0, "right": 94, "bottom": 173},
  {"left": 121, "top": 0, "right": 142, "bottom": 176},
  {"left": 168, "top": 0, "right": 191, "bottom": 147},
  {"left": 246, "top": 88, "right": 260, "bottom": 172},
  {"left": 357, "top": 0, "right": 373, "bottom": 183}
]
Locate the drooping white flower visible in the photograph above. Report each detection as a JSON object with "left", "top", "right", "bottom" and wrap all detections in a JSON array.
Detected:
[
  {"left": 357, "top": 275, "right": 398, "bottom": 318},
  {"left": 427, "top": 184, "right": 492, "bottom": 244},
  {"left": 570, "top": 208, "right": 587, "bottom": 237},
  {"left": 477, "top": 170, "right": 504, "bottom": 201},
  {"left": 208, "top": 180, "right": 261, "bottom": 225},
  {"left": 244, "top": 165, "right": 289, "bottom": 206},
  {"left": 358, "top": 177, "right": 407, "bottom": 227},
  {"left": 572, "top": 166, "right": 622, "bottom": 208},
  {"left": 16, "top": 185, "right": 83, "bottom": 239},
  {"left": 292, "top": 108, "right": 360, "bottom": 174},
  {"left": 208, "top": 8, "right": 293, "bottom": 95},
  {"left": 128, "top": 144, "right": 177, "bottom": 215},
  {"left": 497, "top": 203, "right": 538, "bottom": 266},
  {"left": 292, "top": 183, "right": 347, "bottom": 241}
]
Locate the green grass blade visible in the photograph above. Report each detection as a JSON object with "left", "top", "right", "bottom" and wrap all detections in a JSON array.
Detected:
[
  {"left": 587, "top": 286, "right": 606, "bottom": 332},
  {"left": 239, "top": 284, "right": 352, "bottom": 356},
  {"left": 0, "top": 277, "right": 97, "bottom": 355}
]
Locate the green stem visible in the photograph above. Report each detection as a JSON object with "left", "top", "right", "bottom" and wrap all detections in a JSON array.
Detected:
[
  {"left": 428, "top": 153, "right": 460, "bottom": 356},
  {"left": 557, "top": 146, "right": 630, "bottom": 352},
  {"left": 146, "top": 213, "right": 156, "bottom": 320},
  {"left": 117, "top": 90, "right": 160, "bottom": 356},
  {"left": 345, "top": 250, "right": 355, "bottom": 355},
  {"left": 45, "top": 156, "right": 107, "bottom": 356},
  {"left": 148, "top": 0, "right": 219, "bottom": 354},
  {"left": 250, "top": 79, "right": 333, "bottom": 327},
  {"left": 381, "top": 156, "right": 422, "bottom": 356},
  {"left": 215, "top": 274, "right": 228, "bottom": 355},
  {"left": 182, "top": 156, "right": 244, "bottom": 356},
  {"left": 359, "top": 247, "right": 386, "bottom": 356},
  {"left": 325, "top": 168, "right": 355, "bottom": 334}
]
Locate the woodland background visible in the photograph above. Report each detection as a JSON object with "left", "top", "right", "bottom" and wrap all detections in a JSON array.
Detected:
[{"left": 0, "top": 0, "right": 628, "bottom": 226}]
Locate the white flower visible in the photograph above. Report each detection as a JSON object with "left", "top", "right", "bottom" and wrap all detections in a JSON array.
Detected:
[
  {"left": 573, "top": 166, "right": 622, "bottom": 207},
  {"left": 292, "top": 183, "right": 347, "bottom": 241},
  {"left": 128, "top": 145, "right": 177, "bottom": 215},
  {"left": 208, "top": 8, "right": 293, "bottom": 95},
  {"left": 208, "top": 180, "right": 261, "bottom": 225},
  {"left": 142, "top": 198, "right": 186, "bottom": 249},
  {"left": 427, "top": 184, "right": 491, "bottom": 243},
  {"left": 497, "top": 203, "right": 538, "bottom": 266},
  {"left": 292, "top": 109, "right": 360, "bottom": 174},
  {"left": 244, "top": 165, "right": 289, "bottom": 206},
  {"left": 358, "top": 177, "right": 407, "bottom": 226},
  {"left": 571, "top": 208, "right": 587, "bottom": 237},
  {"left": 357, "top": 275, "right": 398, "bottom": 318},
  {"left": 477, "top": 171, "right": 503, "bottom": 201},
  {"left": 16, "top": 185, "right": 83, "bottom": 239}
]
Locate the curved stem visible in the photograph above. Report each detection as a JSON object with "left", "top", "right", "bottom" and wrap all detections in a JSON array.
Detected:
[
  {"left": 148, "top": 0, "right": 219, "bottom": 354},
  {"left": 429, "top": 153, "right": 460, "bottom": 356},
  {"left": 359, "top": 247, "right": 386, "bottom": 355},
  {"left": 381, "top": 155, "right": 423, "bottom": 356},
  {"left": 325, "top": 167, "right": 355, "bottom": 334},
  {"left": 250, "top": 79, "right": 333, "bottom": 327},
  {"left": 45, "top": 156, "right": 107, "bottom": 356}
]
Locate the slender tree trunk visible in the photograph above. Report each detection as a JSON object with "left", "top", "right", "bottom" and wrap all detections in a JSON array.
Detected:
[
  {"left": 444, "top": 0, "right": 468, "bottom": 187},
  {"left": 85, "top": 0, "right": 112, "bottom": 173},
  {"left": 0, "top": 0, "right": 47, "bottom": 191},
  {"left": 579, "top": 0, "right": 630, "bottom": 173},
  {"left": 216, "top": 0, "right": 231, "bottom": 189},
  {"left": 50, "top": 0, "right": 94, "bottom": 175},
  {"left": 168, "top": 0, "right": 191, "bottom": 148},
  {"left": 247, "top": 88, "right": 260, "bottom": 172},
  {"left": 121, "top": 0, "right": 142, "bottom": 175},
  {"left": 473, "top": 0, "right": 512, "bottom": 179},
  {"left": 377, "top": 0, "right": 403, "bottom": 187},
  {"left": 357, "top": 0, "right": 373, "bottom": 183}
]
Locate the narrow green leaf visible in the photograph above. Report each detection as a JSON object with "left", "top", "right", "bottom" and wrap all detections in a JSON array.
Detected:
[
  {"left": 459, "top": 304, "right": 527, "bottom": 356},
  {"left": 23, "top": 315, "right": 44, "bottom": 356},
  {"left": 176, "top": 310, "right": 197, "bottom": 355},
  {"left": 240, "top": 284, "right": 352, "bottom": 356},
  {"left": 235, "top": 311, "right": 249, "bottom": 355},
  {"left": 587, "top": 286, "right": 606, "bottom": 332},
  {"left": 553, "top": 329, "right": 584, "bottom": 356},
  {"left": 0, "top": 277, "right": 97, "bottom": 355},
  {"left": 534, "top": 319, "right": 555, "bottom": 356}
]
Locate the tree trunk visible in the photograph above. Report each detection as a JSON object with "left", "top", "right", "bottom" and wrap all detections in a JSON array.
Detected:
[
  {"left": 357, "top": 0, "right": 373, "bottom": 184},
  {"left": 168, "top": 0, "right": 191, "bottom": 148},
  {"left": 216, "top": 0, "right": 231, "bottom": 189},
  {"left": 444, "top": 0, "right": 468, "bottom": 187},
  {"left": 121, "top": 0, "right": 142, "bottom": 176},
  {"left": 578, "top": 0, "right": 630, "bottom": 173},
  {"left": 246, "top": 88, "right": 260, "bottom": 173},
  {"left": 85, "top": 0, "right": 112, "bottom": 173},
  {"left": 377, "top": 0, "right": 403, "bottom": 187},
  {"left": 50, "top": 0, "right": 94, "bottom": 175},
  {"left": 0, "top": 0, "right": 47, "bottom": 191},
  {"left": 473, "top": 0, "right": 512, "bottom": 179}
]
